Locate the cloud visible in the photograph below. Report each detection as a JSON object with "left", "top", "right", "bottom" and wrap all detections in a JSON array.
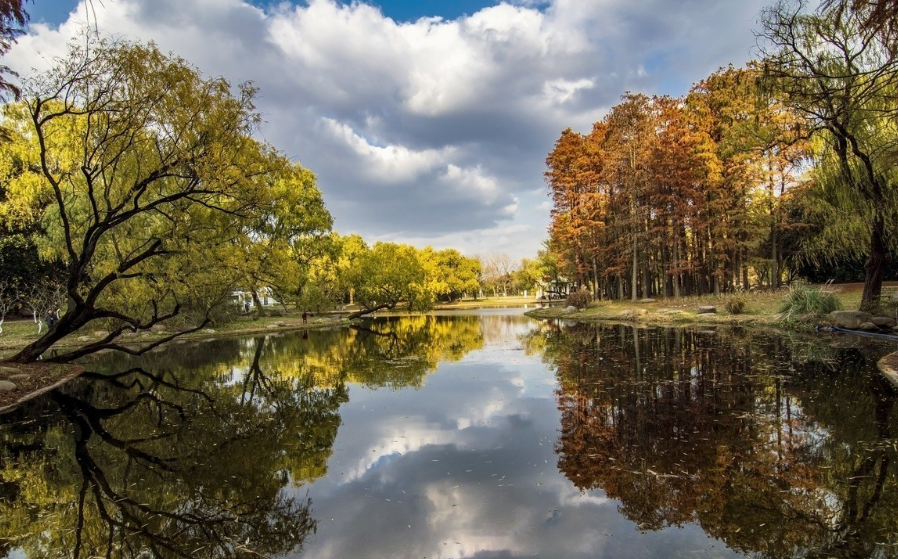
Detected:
[{"left": 6, "top": 0, "right": 768, "bottom": 260}]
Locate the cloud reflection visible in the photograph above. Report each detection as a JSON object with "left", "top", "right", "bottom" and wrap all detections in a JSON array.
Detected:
[{"left": 292, "top": 315, "right": 739, "bottom": 559}]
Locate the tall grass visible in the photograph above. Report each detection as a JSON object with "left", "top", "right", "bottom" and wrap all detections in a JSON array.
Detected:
[{"left": 779, "top": 285, "right": 842, "bottom": 320}]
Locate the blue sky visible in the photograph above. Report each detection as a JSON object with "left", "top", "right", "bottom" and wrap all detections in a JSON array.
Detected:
[
  {"left": 27, "top": 0, "right": 509, "bottom": 25},
  {"left": 8, "top": 0, "right": 768, "bottom": 261}
]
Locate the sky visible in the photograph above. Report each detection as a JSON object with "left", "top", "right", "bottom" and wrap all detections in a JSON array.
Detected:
[{"left": 8, "top": 0, "right": 769, "bottom": 261}]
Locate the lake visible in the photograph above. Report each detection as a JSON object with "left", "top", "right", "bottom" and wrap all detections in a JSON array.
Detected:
[{"left": 1, "top": 309, "right": 898, "bottom": 558}]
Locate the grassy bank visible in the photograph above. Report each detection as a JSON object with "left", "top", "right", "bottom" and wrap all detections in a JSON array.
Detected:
[
  {"left": 523, "top": 285, "right": 881, "bottom": 329},
  {"left": 0, "top": 312, "right": 350, "bottom": 360}
]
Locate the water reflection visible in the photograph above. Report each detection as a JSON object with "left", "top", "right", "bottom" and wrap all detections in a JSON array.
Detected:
[
  {"left": 2, "top": 314, "right": 898, "bottom": 558},
  {"left": 536, "top": 322, "right": 898, "bottom": 558},
  {"left": 0, "top": 314, "right": 491, "bottom": 559},
  {"left": 0, "top": 359, "right": 338, "bottom": 558}
]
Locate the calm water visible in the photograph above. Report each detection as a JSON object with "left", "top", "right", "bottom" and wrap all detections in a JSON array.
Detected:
[{"left": 2, "top": 310, "right": 898, "bottom": 558}]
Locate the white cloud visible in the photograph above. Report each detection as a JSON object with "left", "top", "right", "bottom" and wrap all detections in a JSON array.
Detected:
[
  {"left": 7, "top": 0, "right": 769, "bottom": 261},
  {"left": 321, "top": 117, "right": 452, "bottom": 183}
]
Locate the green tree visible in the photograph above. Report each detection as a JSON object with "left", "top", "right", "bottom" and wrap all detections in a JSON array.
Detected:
[
  {"left": 344, "top": 242, "right": 429, "bottom": 319},
  {"left": 0, "top": 0, "right": 26, "bottom": 103},
  {"left": 1, "top": 35, "right": 305, "bottom": 363},
  {"left": 760, "top": 0, "right": 898, "bottom": 311},
  {"left": 233, "top": 162, "right": 332, "bottom": 315},
  {"left": 420, "top": 247, "right": 480, "bottom": 302}
]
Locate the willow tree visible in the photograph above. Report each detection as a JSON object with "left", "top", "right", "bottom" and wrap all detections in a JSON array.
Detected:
[
  {"left": 1, "top": 36, "right": 300, "bottom": 363},
  {"left": 760, "top": 0, "right": 898, "bottom": 311},
  {"left": 343, "top": 242, "right": 429, "bottom": 319}
]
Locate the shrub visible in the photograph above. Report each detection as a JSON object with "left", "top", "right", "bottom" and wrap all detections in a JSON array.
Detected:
[
  {"left": 725, "top": 296, "right": 746, "bottom": 315},
  {"left": 779, "top": 285, "right": 841, "bottom": 320},
  {"left": 565, "top": 288, "right": 593, "bottom": 310}
]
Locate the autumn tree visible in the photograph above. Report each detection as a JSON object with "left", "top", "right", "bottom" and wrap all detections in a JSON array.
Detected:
[
  {"left": 545, "top": 127, "right": 605, "bottom": 291},
  {"left": 546, "top": 66, "right": 812, "bottom": 300}
]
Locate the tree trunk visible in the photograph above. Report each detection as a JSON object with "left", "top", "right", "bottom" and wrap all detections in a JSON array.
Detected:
[
  {"left": 771, "top": 219, "right": 780, "bottom": 289},
  {"left": 642, "top": 257, "right": 652, "bottom": 299},
  {"left": 592, "top": 256, "right": 600, "bottom": 300},
  {"left": 631, "top": 234, "right": 638, "bottom": 302},
  {"left": 861, "top": 216, "right": 889, "bottom": 312},
  {"left": 673, "top": 228, "right": 681, "bottom": 298},
  {"left": 251, "top": 290, "right": 265, "bottom": 318},
  {"left": 348, "top": 303, "right": 393, "bottom": 320}
]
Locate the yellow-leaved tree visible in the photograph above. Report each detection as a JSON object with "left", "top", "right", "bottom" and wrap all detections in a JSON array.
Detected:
[{"left": 1, "top": 34, "right": 330, "bottom": 363}]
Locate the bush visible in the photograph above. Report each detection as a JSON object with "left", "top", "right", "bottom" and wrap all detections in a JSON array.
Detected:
[
  {"left": 565, "top": 288, "right": 593, "bottom": 310},
  {"left": 725, "top": 296, "right": 746, "bottom": 315},
  {"left": 779, "top": 285, "right": 841, "bottom": 320}
]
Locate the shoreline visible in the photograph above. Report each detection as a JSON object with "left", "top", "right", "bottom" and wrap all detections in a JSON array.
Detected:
[
  {"left": 2, "top": 293, "right": 897, "bottom": 413},
  {"left": 0, "top": 314, "right": 351, "bottom": 413}
]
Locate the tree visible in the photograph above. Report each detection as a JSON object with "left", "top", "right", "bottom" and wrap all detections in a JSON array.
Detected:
[
  {"left": 0, "top": 0, "right": 26, "bottom": 103},
  {"left": 420, "top": 247, "right": 481, "bottom": 302},
  {"left": 760, "top": 0, "right": 898, "bottom": 310},
  {"left": 231, "top": 162, "right": 332, "bottom": 316},
  {"left": 479, "top": 252, "right": 516, "bottom": 296},
  {"left": 1, "top": 35, "right": 295, "bottom": 363},
  {"left": 343, "top": 242, "right": 429, "bottom": 319},
  {"left": 822, "top": 0, "right": 898, "bottom": 38}
]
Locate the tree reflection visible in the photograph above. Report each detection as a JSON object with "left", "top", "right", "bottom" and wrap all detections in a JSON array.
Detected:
[
  {"left": 546, "top": 323, "right": 898, "bottom": 558},
  {"left": 345, "top": 315, "right": 484, "bottom": 388},
  {"left": 0, "top": 315, "right": 489, "bottom": 558},
  {"left": 0, "top": 335, "right": 348, "bottom": 559}
]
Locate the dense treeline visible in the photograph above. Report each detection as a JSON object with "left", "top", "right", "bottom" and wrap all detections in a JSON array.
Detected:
[
  {"left": 546, "top": 68, "right": 809, "bottom": 300},
  {"left": 546, "top": 0, "right": 898, "bottom": 311}
]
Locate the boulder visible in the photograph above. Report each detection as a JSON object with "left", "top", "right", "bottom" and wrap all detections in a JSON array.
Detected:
[
  {"left": 0, "top": 366, "right": 21, "bottom": 375},
  {"left": 638, "top": 298, "right": 656, "bottom": 304},
  {"left": 150, "top": 324, "right": 167, "bottom": 333},
  {"left": 562, "top": 306, "right": 578, "bottom": 314},
  {"left": 0, "top": 380, "right": 16, "bottom": 392},
  {"left": 871, "top": 316, "right": 897, "bottom": 329},
  {"left": 858, "top": 322, "right": 880, "bottom": 332},
  {"left": 92, "top": 330, "right": 109, "bottom": 338},
  {"left": 203, "top": 329, "right": 216, "bottom": 334},
  {"left": 828, "top": 310, "right": 872, "bottom": 329},
  {"left": 697, "top": 306, "right": 717, "bottom": 314}
]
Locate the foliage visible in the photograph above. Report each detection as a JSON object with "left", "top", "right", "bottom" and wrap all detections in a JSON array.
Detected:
[
  {"left": 565, "top": 288, "right": 593, "bottom": 310},
  {"left": 725, "top": 296, "right": 746, "bottom": 315},
  {"left": 779, "top": 284, "right": 842, "bottom": 319},
  {"left": 760, "top": 0, "right": 898, "bottom": 311},
  {"left": 545, "top": 68, "right": 808, "bottom": 301},
  {"left": 420, "top": 247, "right": 481, "bottom": 302},
  {"left": 343, "top": 242, "right": 429, "bottom": 318},
  {"left": 0, "top": 0, "right": 26, "bottom": 102},
  {"left": 0, "top": 34, "right": 335, "bottom": 362}
]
